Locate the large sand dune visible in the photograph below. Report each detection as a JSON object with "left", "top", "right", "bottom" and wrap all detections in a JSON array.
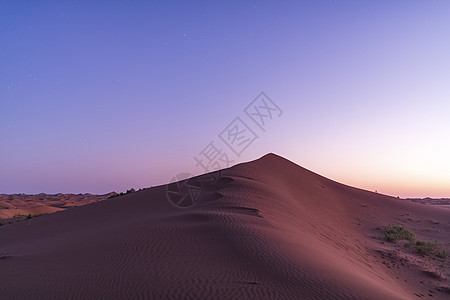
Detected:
[{"left": 0, "top": 154, "right": 448, "bottom": 299}]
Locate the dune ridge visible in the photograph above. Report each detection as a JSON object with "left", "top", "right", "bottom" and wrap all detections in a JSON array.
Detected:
[{"left": 0, "top": 154, "right": 448, "bottom": 299}]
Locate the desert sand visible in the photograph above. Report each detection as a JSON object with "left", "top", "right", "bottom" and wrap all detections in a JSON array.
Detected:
[
  {"left": 0, "top": 192, "right": 115, "bottom": 221},
  {"left": 0, "top": 154, "right": 448, "bottom": 299}
]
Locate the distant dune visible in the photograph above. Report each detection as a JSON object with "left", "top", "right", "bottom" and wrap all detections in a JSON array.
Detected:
[
  {"left": 0, "top": 154, "right": 448, "bottom": 299},
  {"left": 406, "top": 197, "right": 450, "bottom": 209},
  {"left": 0, "top": 192, "right": 114, "bottom": 221}
]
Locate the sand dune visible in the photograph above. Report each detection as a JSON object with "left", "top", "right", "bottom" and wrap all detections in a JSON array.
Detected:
[
  {"left": 0, "top": 193, "right": 114, "bottom": 220},
  {"left": 0, "top": 154, "right": 448, "bottom": 299}
]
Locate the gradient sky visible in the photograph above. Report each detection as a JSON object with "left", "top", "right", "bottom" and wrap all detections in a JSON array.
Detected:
[{"left": 1, "top": 1, "right": 449, "bottom": 197}]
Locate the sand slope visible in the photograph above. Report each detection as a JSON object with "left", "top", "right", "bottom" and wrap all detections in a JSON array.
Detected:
[{"left": 0, "top": 154, "right": 448, "bottom": 299}]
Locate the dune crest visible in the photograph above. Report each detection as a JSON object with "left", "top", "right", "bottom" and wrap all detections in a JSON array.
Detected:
[{"left": 0, "top": 154, "right": 448, "bottom": 299}]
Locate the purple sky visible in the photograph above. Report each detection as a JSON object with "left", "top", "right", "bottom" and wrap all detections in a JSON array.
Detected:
[{"left": 1, "top": 1, "right": 449, "bottom": 197}]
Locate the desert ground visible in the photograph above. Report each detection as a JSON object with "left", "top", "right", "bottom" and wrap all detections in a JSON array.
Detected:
[
  {"left": 0, "top": 154, "right": 448, "bottom": 299},
  {"left": 0, "top": 192, "right": 115, "bottom": 222}
]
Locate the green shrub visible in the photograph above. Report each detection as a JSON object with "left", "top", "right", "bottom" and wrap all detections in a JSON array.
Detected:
[
  {"left": 108, "top": 188, "right": 136, "bottom": 199},
  {"left": 433, "top": 262, "right": 447, "bottom": 280},
  {"left": 383, "top": 225, "right": 415, "bottom": 242},
  {"left": 436, "top": 249, "right": 448, "bottom": 259},
  {"left": 415, "top": 241, "right": 439, "bottom": 255}
]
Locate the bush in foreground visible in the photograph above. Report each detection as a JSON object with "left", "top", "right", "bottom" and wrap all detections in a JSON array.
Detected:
[
  {"left": 383, "top": 225, "right": 415, "bottom": 242},
  {"left": 381, "top": 224, "right": 449, "bottom": 259},
  {"left": 415, "top": 241, "right": 439, "bottom": 255}
]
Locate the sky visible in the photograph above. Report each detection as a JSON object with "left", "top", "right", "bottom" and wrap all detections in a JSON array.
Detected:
[{"left": 1, "top": 1, "right": 449, "bottom": 197}]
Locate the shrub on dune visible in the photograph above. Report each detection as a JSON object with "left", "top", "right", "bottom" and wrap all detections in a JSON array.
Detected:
[{"left": 383, "top": 225, "right": 415, "bottom": 242}]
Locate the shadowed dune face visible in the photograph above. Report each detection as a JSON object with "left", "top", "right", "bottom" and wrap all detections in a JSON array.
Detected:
[{"left": 0, "top": 154, "right": 449, "bottom": 299}]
